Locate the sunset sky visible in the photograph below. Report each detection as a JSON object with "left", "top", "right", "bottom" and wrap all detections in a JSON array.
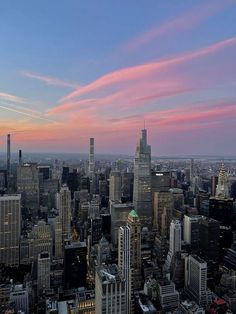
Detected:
[{"left": 0, "top": 0, "right": 236, "bottom": 155}]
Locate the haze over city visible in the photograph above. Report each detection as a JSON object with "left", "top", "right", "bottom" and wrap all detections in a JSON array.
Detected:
[{"left": 1, "top": 0, "right": 236, "bottom": 155}]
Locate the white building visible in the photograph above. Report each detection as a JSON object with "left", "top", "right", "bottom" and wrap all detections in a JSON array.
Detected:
[
  {"left": 0, "top": 194, "right": 21, "bottom": 266},
  {"left": 95, "top": 265, "right": 126, "bottom": 314},
  {"left": 118, "top": 226, "right": 131, "bottom": 314},
  {"left": 37, "top": 252, "right": 50, "bottom": 294},
  {"left": 183, "top": 215, "right": 199, "bottom": 253},
  {"left": 10, "top": 284, "right": 29, "bottom": 314},
  {"left": 165, "top": 220, "right": 181, "bottom": 270},
  {"left": 185, "top": 254, "right": 208, "bottom": 307}
]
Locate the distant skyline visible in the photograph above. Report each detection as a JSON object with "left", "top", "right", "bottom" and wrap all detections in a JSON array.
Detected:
[{"left": 1, "top": 1, "right": 236, "bottom": 155}]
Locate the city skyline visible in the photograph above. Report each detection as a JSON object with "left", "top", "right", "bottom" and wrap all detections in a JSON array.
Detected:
[{"left": 1, "top": 1, "right": 236, "bottom": 155}]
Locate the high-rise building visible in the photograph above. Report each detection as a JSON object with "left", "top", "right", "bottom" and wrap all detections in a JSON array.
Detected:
[
  {"left": 121, "top": 172, "right": 134, "bottom": 202},
  {"left": 118, "top": 226, "right": 131, "bottom": 314},
  {"left": 7, "top": 134, "right": 11, "bottom": 192},
  {"left": 158, "top": 279, "right": 180, "bottom": 311},
  {"left": 57, "top": 185, "right": 71, "bottom": 240},
  {"left": 153, "top": 191, "right": 173, "bottom": 236},
  {"left": 165, "top": 220, "right": 181, "bottom": 270},
  {"left": 110, "top": 201, "right": 133, "bottom": 246},
  {"left": 95, "top": 264, "right": 126, "bottom": 314},
  {"left": 133, "top": 129, "right": 152, "bottom": 226},
  {"left": 89, "top": 138, "right": 96, "bottom": 194},
  {"left": 9, "top": 284, "right": 29, "bottom": 314},
  {"left": 185, "top": 255, "right": 208, "bottom": 307},
  {"left": 37, "top": 252, "right": 50, "bottom": 294},
  {"left": 209, "top": 164, "right": 234, "bottom": 228},
  {"left": 199, "top": 216, "right": 220, "bottom": 262},
  {"left": 17, "top": 163, "right": 39, "bottom": 214},
  {"left": 29, "top": 220, "right": 53, "bottom": 260},
  {"left": 183, "top": 215, "right": 199, "bottom": 254},
  {"left": 109, "top": 171, "right": 121, "bottom": 202},
  {"left": 127, "top": 209, "right": 142, "bottom": 289},
  {"left": 215, "top": 164, "right": 229, "bottom": 199},
  {"left": 0, "top": 194, "right": 21, "bottom": 266},
  {"left": 48, "top": 216, "right": 63, "bottom": 259},
  {"left": 64, "top": 241, "right": 87, "bottom": 289}
]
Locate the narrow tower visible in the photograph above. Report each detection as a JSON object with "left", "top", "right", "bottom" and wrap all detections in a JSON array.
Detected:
[
  {"left": 7, "top": 134, "right": 11, "bottom": 191},
  {"left": 89, "top": 137, "right": 95, "bottom": 194}
]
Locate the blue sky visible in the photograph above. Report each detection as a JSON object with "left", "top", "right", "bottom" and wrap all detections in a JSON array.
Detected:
[{"left": 0, "top": 1, "right": 236, "bottom": 155}]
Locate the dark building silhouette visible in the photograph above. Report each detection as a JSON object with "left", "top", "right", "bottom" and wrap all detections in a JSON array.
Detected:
[
  {"left": 199, "top": 216, "right": 220, "bottom": 262},
  {"left": 64, "top": 241, "right": 87, "bottom": 289}
]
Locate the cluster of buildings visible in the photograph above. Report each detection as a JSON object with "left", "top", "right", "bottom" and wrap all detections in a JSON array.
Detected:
[{"left": 0, "top": 131, "right": 236, "bottom": 313}]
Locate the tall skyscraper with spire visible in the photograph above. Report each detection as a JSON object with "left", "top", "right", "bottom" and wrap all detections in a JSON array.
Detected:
[
  {"left": 215, "top": 163, "right": 229, "bottom": 199},
  {"left": 133, "top": 129, "right": 152, "bottom": 226}
]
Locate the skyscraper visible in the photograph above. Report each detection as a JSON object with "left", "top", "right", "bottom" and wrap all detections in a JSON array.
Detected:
[
  {"left": 127, "top": 209, "right": 142, "bottom": 289},
  {"left": 37, "top": 252, "right": 50, "bottom": 294},
  {"left": 56, "top": 185, "right": 71, "bottom": 240},
  {"left": 118, "top": 226, "right": 131, "bottom": 314},
  {"left": 64, "top": 241, "right": 87, "bottom": 289},
  {"left": 109, "top": 171, "right": 121, "bottom": 202},
  {"left": 133, "top": 129, "right": 152, "bottom": 226},
  {"left": 17, "top": 163, "right": 39, "bottom": 214},
  {"left": 209, "top": 164, "right": 234, "bottom": 228},
  {"left": 183, "top": 215, "right": 199, "bottom": 254},
  {"left": 165, "top": 220, "right": 182, "bottom": 270},
  {"left": 185, "top": 255, "right": 208, "bottom": 307},
  {"left": 0, "top": 194, "right": 21, "bottom": 266},
  {"left": 95, "top": 265, "right": 126, "bottom": 314},
  {"left": 7, "top": 134, "right": 11, "bottom": 192},
  {"left": 89, "top": 137, "right": 96, "bottom": 194}
]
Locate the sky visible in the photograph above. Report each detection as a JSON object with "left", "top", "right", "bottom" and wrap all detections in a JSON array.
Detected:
[{"left": 0, "top": 0, "right": 236, "bottom": 156}]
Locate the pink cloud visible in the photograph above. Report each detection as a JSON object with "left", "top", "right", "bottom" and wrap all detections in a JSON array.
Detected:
[{"left": 61, "top": 37, "right": 236, "bottom": 103}]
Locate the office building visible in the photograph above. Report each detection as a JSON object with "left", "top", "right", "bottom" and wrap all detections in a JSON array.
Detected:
[
  {"left": 110, "top": 201, "right": 133, "bottom": 246},
  {"left": 9, "top": 284, "right": 29, "bottom": 314},
  {"left": 30, "top": 220, "right": 53, "bottom": 260},
  {"left": 118, "top": 226, "right": 131, "bottom": 314},
  {"left": 57, "top": 185, "right": 71, "bottom": 240},
  {"left": 64, "top": 241, "right": 87, "bottom": 289},
  {"left": 17, "top": 163, "right": 39, "bottom": 213},
  {"left": 0, "top": 194, "right": 21, "bottom": 266},
  {"left": 153, "top": 191, "right": 173, "bottom": 235},
  {"left": 109, "top": 171, "right": 121, "bottom": 202},
  {"left": 48, "top": 216, "right": 63, "bottom": 259},
  {"left": 199, "top": 216, "right": 220, "bottom": 262},
  {"left": 89, "top": 138, "right": 96, "bottom": 194},
  {"left": 185, "top": 255, "right": 208, "bottom": 307},
  {"left": 183, "top": 215, "right": 199, "bottom": 254},
  {"left": 209, "top": 164, "right": 234, "bottom": 227},
  {"left": 127, "top": 209, "right": 142, "bottom": 289},
  {"left": 37, "top": 252, "right": 50, "bottom": 294},
  {"left": 133, "top": 129, "right": 152, "bottom": 226},
  {"left": 121, "top": 172, "right": 134, "bottom": 202},
  {"left": 165, "top": 220, "right": 181, "bottom": 270},
  {"left": 95, "top": 265, "right": 126, "bottom": 314},
  {"left": 158, "top": 279, "right": 180, "bottom": 311}
]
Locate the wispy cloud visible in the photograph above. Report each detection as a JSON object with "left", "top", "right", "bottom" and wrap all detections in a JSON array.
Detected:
[
  {"left": 121, "top": 1, "right": 234, "bottom": 53},
  {"left": 21, "top": 71, "right": 79, "bottom": 88},
  {"left": 0, "top": 91, "right": 56, "bottom": 122},
  {"left": 0, "top": 92, "right": 28, "bottom": 104},
  {"left": 60, "top": 36, "right": 236, "bottom": 103},
  {"left": 0, "top": 103, "right": 56, "bottom": 123}
]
